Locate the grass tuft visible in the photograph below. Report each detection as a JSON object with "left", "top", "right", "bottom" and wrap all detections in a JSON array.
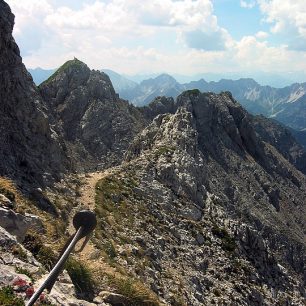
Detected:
[
  {"left": 0, "top": 286, "right": 24, "bottom": 306},
  {"left": 65, "top": 257, "right": 96, "bottom": 300},
  {"left": 107, "top": 275, "right": 160, "bottom": 306}
]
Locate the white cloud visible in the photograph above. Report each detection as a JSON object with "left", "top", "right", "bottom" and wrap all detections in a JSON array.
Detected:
[
  {"left": 43, "top": 0, "right": 228, "bottom": 51},
  {"left": 6, "top": 0, "right": 53, "bottom": 54},
  {"left": 233, "top": 35, "right": 306, "bottom": 72},
  {"left": 240, "top": 0, "right": 256, "bottom": 9},
  {"left": 255, "top": 31, "right": 269, "bottom": 39},
  {"left": 258, "top": 0, "right": 306, "bottom": 50},
  {"left": 7, "top": 0, "right": 52, "bottom": 35},
  {"left": 6, "top": 0, "right": 306, "bottom": 77}
]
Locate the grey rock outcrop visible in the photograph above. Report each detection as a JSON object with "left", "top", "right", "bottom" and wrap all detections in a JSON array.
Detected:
[
  {"left": 0, "top": 207, "right": 43, "bottom": 242},
  {"left": 139, "top": 96, "right": 176, "bottom": 121}
]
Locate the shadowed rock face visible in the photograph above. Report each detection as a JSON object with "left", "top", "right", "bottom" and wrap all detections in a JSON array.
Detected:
[
  {"left": 252, "top": 115, "right": 306, "bottom": 174},
  {"left": 0, "top": 0, "right": 68, "bottom": 188},
  {"left": 138, "top": 96, "right": 176, "bottom": 121}
]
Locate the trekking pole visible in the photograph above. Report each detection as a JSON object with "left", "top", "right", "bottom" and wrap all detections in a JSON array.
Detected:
[{"left": 26, "top": 210, "right": 97, "bottom": 306}]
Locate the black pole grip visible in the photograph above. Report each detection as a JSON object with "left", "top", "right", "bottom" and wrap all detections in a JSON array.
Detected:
[{"left": 73, "top": 210, "right": 97, "bottom": 238}]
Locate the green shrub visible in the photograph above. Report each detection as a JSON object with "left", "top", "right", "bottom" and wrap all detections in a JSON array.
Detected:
[
  {"left": 0, "top": 286, "right": 24, "bottom": 306},
  {"left": 39, "top": 58, "right": 83, "bottom": 86},
  {"left": 183, "top": 89, "right": 201, "bottom": 96},
  {"left": 95, "top": 175, "right": 135, "bottom": 229},
  {"left": 0, "top": 177, "right": 16, "bottom": 202},
  {"left": 12, "top": 245, "right": 28, "bottom": 261},
  {"left": 171, "top": 294, "right": 187, "bottom": 306},
  {"left": 212, "top": 224, "right": 236, "bottom": 252},
  {"left": 103, "top": 241, "right": 117, "bottom": 259},
  {"left": 154, "top": 146, "right": 175, "bottom": 157},
  {"left": 0, "top": 188, "right": 15, "bottom": 202},
  {"left": 65, "top": 258, "right": 95, "bottom": 300}
]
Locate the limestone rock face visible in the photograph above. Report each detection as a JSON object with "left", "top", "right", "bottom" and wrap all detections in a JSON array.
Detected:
[
  {"left": 1, "top": 1, "right": 306, "bottom": 304},
  {"left": 0, "top": 0, "right": 68, "bottom": 187},
  {"left": 39, "top": 59, "right": 146, "bottom": 170},
  {"left": 127, "top": 108, "right": 207, "bottom": 210}
]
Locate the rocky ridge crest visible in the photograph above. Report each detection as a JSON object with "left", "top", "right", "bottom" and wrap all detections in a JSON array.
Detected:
[{"left": 109, "top": 90, "right": 306, "bottom": 305}]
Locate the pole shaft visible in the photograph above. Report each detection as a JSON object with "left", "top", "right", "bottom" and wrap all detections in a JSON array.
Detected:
[{"left": 26, "top": 226, "right": 84, "bottom": 306}]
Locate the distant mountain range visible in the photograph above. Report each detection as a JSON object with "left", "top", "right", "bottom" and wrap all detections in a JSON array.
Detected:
[
  {"left": 28, "top": 68, "right": 306, "bottom": 131},
  {"left": 102, "top": 71, "right": 306, "bottom": 131},
  {"left": 28, "top": 67, "right": 55, "bottom": 85}
]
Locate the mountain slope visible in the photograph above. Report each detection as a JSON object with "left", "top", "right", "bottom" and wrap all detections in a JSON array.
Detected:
[
  {"left": 102, "top": 69, "right": 139, "bottom": 94},
  {"left": 93, "top": 90, "right": 306, "bottom": 305},
  {"left": 1, "top": 1, "right": 306, "bottom": 305},
  {"left": 274, "top": 94, "right": 306, "bottom": 130},
  {"left": 132, "top": 74, "right": 183, "bottom": 106}
]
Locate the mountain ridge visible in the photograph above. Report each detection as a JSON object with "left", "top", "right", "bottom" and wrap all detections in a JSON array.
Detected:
[
  {"left": 1, "top": 1, "right": 306, "bottom": 305},
  {"left": 118, "top": 90, "right": 306, "bottom": 304},
  {"left": 28, "top": 67, "right": 306, "bottom": 131}
]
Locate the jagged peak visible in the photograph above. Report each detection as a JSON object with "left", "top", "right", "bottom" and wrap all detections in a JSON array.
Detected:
[
  {"left": 141, "top": 73, "right": 178, "bottom": 86},
  {"left": 155, "top": 73, "right": 177, "bottom": 80},
  {"left": 39, "top": 58, "right": 90, "bottom": 87}
]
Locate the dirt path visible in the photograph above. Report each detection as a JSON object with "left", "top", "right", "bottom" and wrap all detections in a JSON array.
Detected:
[
  {"left": 79, "top": 171, "right": 108, "bottom": 211},
  {"left": 72, "top": 169, "right": 121, "bottom": 282},
  {"left": 68, "top": 170, "right": 110, "bottom": 234}
]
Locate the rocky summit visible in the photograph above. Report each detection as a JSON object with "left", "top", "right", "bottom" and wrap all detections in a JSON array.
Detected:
[
  {"left": 0, "top": 1, "right": 306, "bottom": 306},
  {"left": 39, "top": 58, "right": 146, "bottom": 171}
]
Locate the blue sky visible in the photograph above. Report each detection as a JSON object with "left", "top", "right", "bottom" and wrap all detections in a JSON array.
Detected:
[{"left": 6, "top": 0, "right": 306, "bottom": 83}]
